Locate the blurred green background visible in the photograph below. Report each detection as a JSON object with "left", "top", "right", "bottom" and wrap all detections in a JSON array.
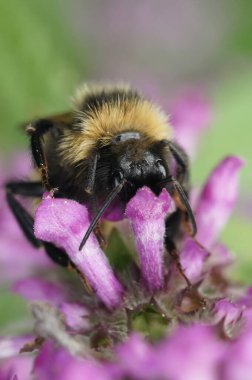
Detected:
[{"left": 1, "top": 0, "right": 252, "bottom": 329}]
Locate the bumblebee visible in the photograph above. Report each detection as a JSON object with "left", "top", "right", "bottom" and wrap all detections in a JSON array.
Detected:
[{"left": 6, "top": 83, "right": 196, "bottom": 271}]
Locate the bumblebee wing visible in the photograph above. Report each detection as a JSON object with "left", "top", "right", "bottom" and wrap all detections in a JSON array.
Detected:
[
  {"left": 20, "top": 111, "right": 73, "bottom": 133},
  {"left": 21, "top": 111, "right": 74, "bottom": 189}
]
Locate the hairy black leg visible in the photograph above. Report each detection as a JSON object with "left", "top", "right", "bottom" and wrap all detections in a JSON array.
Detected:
[
  {"left": 43, "top": 242, "right": 71, "bottom": 267},
  {"left": 6, "top": 187, "right": 40, "bottom": 248},
  {"left": 165, "top": 232, "right": 192, "bottom": 288},
  {"left": 165, "top": 209, "right": 183, "bottom": 243},
  {"left": 26, "top": 119, "right": 54, "bottom": 190},
  {"left": 6, "top": 181, "right": 44, "bottom": 197},
  {"left": 5, "top": 181, "right": 71, "bottom": 267},
  {"left": 167, "top": 140, "right": 190, "bottom": 191},
  {"left": 161, "top": 176, "right": 197, "bottom": 237},
  {"left": 163, "top": 140, "right": 197, "bottom": 236},
  {"left": 25, "top": 112, "right": 73, "bottom": 190}
]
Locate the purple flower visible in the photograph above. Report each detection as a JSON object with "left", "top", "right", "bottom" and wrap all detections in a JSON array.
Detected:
[
  {"left": 207, "top": 242, "right": 234, "bottom": 269},
  {"left": 112, "top": 326, "right": 226, "bottom": 380},
  {"left": 59, "top": 302, "right": 89, "bottom": 333},
  {"left": 0, "top": 356, "right": 33, "bottom": 380},
  {"left": 195, "top": 156, "right": 244, "bottom": 250},
  {"left": 125, "top": 187, "right": 172, "bottom": 291},
  {"left": 12, "top": 277, "right": 90, "bottom": 333},
  {"left": 170, "top": 90, "right": 212, "bottom": 159},
  {"left": 214, "top": 299, "right": 244, "bottom": 338},
  {"left": 13, "top": 278, "right": 67, "bottom": 306},
  {"left": 34, "top": 194, "right": 123, "bottom": 309},
  {"left": 180, "top": 238, "right": 209, "bottom": 283},
  {"left": 0, "top": 336, "right": 33, "bottom": 360},
  {"left": 1, "top": 93, "right": 252, "bottom": 380},
  {"left": 221, "top": 327, "right": 252, "bottom": 380},
  {"left": 33, "top": 340, "right": 112, "bottom": 380}
]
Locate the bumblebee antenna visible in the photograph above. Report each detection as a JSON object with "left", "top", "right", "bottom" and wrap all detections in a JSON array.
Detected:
[
  {"left": 160, "top": 176, "right": 197, "bottom": 236},
  {"left": 79, "top": 180, "right": 125, "bottom": 251}
]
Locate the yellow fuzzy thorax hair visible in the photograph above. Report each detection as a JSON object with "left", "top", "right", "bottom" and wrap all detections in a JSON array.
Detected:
[{"left": 59, "top": 84, "right": 172, "bottom": 165}]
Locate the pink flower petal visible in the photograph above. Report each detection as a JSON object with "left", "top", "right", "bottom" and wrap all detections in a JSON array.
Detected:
[
  {"left": 221, "top": 328, "right": 252, "bottom": 380},
  {"left": 114, "top": 333, "right": 156, "bottom": 379},
  {"left": 59, "top": 303, "right": 89, "bottom": 332},
  {"left": 170, "top": 90, "right": 211, "bottom": 159},
  {"left": 13, "top": 278, "right": 67, "bottom": 306},
  {"left": 214, "top": 299, "right": 244, "bottom": 337},
  {"left": 114, "top": 326, "right": 226, "bottom": 380},
  {"left": 157, "top": 325, "right": 226, "bottom": 380},
  {"left": 125, "top": 187, "right": 172, "bottom": 292},
  {"left": 34, "top": 194, "right": 123, "bottom": 309},
  {"left": 33, "top": 340, "right": 112, "bottom": 380},
  {"left": 0, "top": 356, "right": 33, "bottom": 380},
  {"left": 207, "top": 243, "right": 234, "bottom": 269},
  {"left": 195, "top": 156, "right": 244, "bottom": 249},
  {"left": 180, "top": 238, "right": 209, "bottom": 283},
  {"left": 102, "top": 198, "right": 125, "bottom": 222},
  {"left": 0, "top": 336, "right": 33, "bottom": 359}
]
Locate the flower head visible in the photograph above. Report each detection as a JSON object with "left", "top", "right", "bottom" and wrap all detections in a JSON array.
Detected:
[{"left": 1, "top": 93, "right": 251, "bottom": 380}]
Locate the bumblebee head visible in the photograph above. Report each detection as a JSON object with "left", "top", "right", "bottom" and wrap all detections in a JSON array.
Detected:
[{"left": 109, "top": 133, "right": 168, "bottom": 200}]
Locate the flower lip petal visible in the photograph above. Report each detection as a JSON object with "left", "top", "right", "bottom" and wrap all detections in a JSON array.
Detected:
[
  {"left": 195, "top": 156, "right": 244, "bottom": 249},
  {"left": 114, "top": 333, "right": 156, "bottom": 379},
  {"left": 114, "top": 326, "right": 226, "bottom": 380},
  {"left": 125, "top": 186, "right": 172, "bottom": 292},
  {"left": 59, "top": 302, "right": 90, "bottom": 332},
  {"left": 34, "top": 195, "right": 123, "bottom": 309},
  {"left": 0, "top": 356, "right": 33, "bottom": 380},
  {"left": 170, "top": 90, "right": 212, "bottom": 159},
  {"left": 125, "top": 186, "right": 172, "bottom": 221},
  {"left": 34, "top": 340, "right": 112, "bottom": 380},
  {"left": 214, "top": 299, "right": 244, "bottom": 338},
  {"left": 0, "top": 336, "right": 33, "bottom": 359},
  {"left": 156, "top": 324, "right": 226, "bottom": 380},
  {"left": 13, "top": 278, "right": 67, "bottom": 306},
  {"left": 180, "top": 238, "right": 209, "bottom": 283},
  {"left": 221, "top": 323, "right": 252, "bottom": 380}
]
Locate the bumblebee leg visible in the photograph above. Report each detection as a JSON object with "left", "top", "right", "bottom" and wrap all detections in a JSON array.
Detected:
[
  {"left": 25, "top": 112, "right": 73, "bottom": 191},
  {"left": 168, "top": 141, "right": 190, "bottom": 191},
  {"left": 26, "top": 120, "right": 54, "bottom": 190},
  {"left": 164, "top": 176, "right": 197, "bottom": 237},
  {"left": 164, "top": 232, "right": 192, "bottom": 288},
  {"left": 165, "top": 209, "right": 183, "bottom": 242},
  {"left": 6, "top": 181, "right": 44, "bottom": 197},
  {"left": 5, "top": 181, "right": 71, "bottom": 267},
  {"left": 166, "top": 141, "right": 198, "bottom": 236},
  {"left": 43, "top": 242, "right": 71, "bottom": 267}
]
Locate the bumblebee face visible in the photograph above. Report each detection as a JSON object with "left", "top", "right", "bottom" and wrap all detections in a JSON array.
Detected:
[{"left": 110, "top": 138, "right": 168, "bottom": 201}]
